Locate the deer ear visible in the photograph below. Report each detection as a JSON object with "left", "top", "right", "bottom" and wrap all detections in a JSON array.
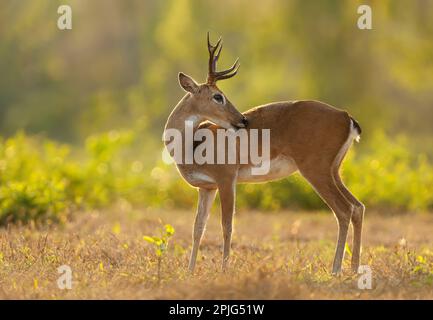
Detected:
[{"left": 178, "top": 72, "right": 199, "bottom": 94}]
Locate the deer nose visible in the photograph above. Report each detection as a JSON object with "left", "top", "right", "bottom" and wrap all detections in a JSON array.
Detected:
[{"left": 241, "top": 117, "right": 248, "bottom": 127}]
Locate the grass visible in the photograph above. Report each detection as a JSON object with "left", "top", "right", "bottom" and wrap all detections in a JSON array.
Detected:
[{"left": 0, "top": 207, "right": 432, "bottom": 299}]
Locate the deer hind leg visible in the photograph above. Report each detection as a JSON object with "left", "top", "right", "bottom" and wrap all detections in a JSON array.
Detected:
[
  {"left": 331, "top": 129, "right": 365, "bottom": 273},
  {"left": 188, "top": 188, "right": 217, "bottom": 273},
  {"left": 299, "top": 167, "right": 353, "bottom": 274},
  {"left": 333, "top": 172, "right": 365, "bottom": 273},
  {"left": 218, "top": 180, "right": 236, "bottom": 272}
]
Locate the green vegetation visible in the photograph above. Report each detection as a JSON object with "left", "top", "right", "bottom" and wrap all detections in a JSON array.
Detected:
[
  {"left": 144, "top": 224, "right": 175, "bottom": 283},
  {"left": 1, "top": 130, "right": 432, "bottom": 224},
  {"left": 1, "top": 1, "right": 433, "bottom": 224}
]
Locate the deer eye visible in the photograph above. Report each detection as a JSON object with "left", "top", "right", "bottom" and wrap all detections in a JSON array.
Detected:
[{"left": 212, "top": 93, "right": 224, "bottom": 105}]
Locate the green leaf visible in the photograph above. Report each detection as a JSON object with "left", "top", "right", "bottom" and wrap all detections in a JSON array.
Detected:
[
  {"left": 345, "top": 242, "right": 352, "bottom": 257},
  {"left": 416, "top": 255, "right": 427, "bottom": 264},
  {"left": 165, "top": 224, "right": 175, "bottom": 236},
  {"left": 143, "top": 236, "right": 155, "bottom": 244}
]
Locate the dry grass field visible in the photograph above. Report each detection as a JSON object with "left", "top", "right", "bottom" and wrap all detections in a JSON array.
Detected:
[{"left": 0, "top": 206, "right": 432, "bottom": 299}]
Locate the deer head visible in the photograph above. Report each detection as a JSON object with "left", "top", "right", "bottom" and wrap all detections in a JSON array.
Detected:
[{"left": 178, "top": 33, "right": 248, "bottom": 130}]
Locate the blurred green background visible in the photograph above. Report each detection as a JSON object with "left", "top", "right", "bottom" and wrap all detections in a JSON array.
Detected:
[{"left": 1, "top": 0, "right": 433, "bottom": 224}]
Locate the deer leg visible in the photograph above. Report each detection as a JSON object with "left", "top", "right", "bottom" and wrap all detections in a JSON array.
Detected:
[
  {"left": 333, "top": 172, "right": 365, "bottom": 273},
  {"left": 218, "top": 180, "right": 236, "bottom": 272},
  {"left": 300, "top": 169, "right": 353, "bottom": 274},
  {"left": 188, "top": 188, "right": 217, "bottom": 273}
]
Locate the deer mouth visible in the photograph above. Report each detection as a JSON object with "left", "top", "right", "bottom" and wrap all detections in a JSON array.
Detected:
[
  {"left": 233, "top": 116, "right": 248, "bottom": 130},
  {"left": 208, "top": 117, "right": 248, "bottom": 131},
  {"left": 233, "top": 123, "right": 245, "bottom": 130}
]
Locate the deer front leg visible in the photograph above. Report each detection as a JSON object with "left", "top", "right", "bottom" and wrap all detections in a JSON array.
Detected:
[
  {"left": 218, "top": 180, "right": 236, "bottom": 272},
  {"left": 188, "top": 188, "right": 217, "bottom": 273}
]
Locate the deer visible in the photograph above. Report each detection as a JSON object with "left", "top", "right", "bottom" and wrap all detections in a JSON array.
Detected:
[{"left": 163, "top": 33, "right": 365, "bottom": 275}]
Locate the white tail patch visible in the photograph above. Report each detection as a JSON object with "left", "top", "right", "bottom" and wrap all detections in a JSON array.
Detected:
[
  {"left": 334, "top": 119, "right": 359, "bottom": 167},
  {"left": 350, "top": 119, "right": 361, "bottom": 143}
]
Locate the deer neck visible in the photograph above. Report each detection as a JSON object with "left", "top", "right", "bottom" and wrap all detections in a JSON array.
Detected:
[{"left": 164, "top": 94, "right": 204, "bottom": 146}]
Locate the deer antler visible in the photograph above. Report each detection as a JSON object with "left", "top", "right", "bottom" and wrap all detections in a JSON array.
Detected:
[{"left": 207, "top": 32, "right": 240, "bottom": 85}]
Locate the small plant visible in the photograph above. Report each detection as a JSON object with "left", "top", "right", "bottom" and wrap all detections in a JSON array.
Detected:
[{"left": 143, "top": 224, "right": 175, "bottom": 283}]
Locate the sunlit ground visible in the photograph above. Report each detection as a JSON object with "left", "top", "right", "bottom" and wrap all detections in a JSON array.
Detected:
[{"left": 0, "top": 207, "right": 432, "bottom": 299}]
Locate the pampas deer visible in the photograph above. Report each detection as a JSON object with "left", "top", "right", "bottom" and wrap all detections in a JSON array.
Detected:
[{"left": 164, "top": 33, "right": 365, "bottom": 275}]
